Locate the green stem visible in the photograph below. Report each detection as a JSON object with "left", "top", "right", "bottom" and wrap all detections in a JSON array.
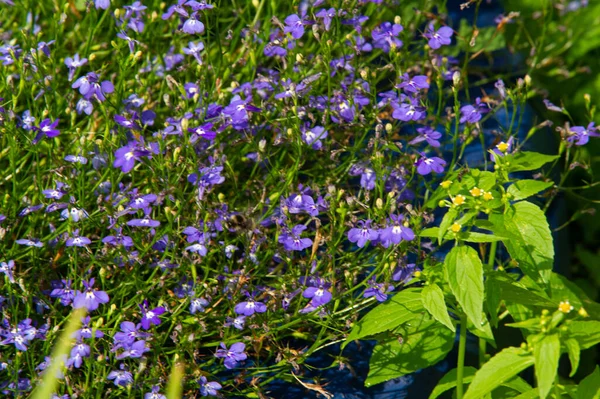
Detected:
[{"left": 457, "top": 313, "right": 468, "bottom": 399}]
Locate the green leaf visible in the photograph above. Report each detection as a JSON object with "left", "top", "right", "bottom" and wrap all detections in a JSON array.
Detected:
[
  {"left": 533, "top": 333, "right": 560, "bottom": 399},
  {"left": 419, "top": 227, "right": 504, "bottom": 243},
  {"left": 366, "top": 316, "right": 454, "bottom": 386},
  {"left": 343, "top": 288, "right": 423, "bottom": 348},
  {"left": 548, "top": 272, "right": 600, "bottom": 319},
  {"left": 486, "top": 277, "right": 501, "bottom": 327},
  {"left": 490, "top": 202, "right": 554, "bottom": 284},
  {"left": 458, "top": 19, "right": 506, "bottom": 53},
  {"left": 578, "top": 366, "right": 600, "bottom": 399},
  {"left": 429, "top": 367, "right": 477, "bottom": 399},
  {"left": 487, "top": 272, "right": 555, "bottom": 307},
  {"left": 567, "top": 321, "right": 600, "bottom": 350},
  {"left": 438, "top": 208, "right": 458, "bottom": 244},
  {"left": 507, "top": 180, "right": 554, "bottom": 201},
  {"left": 445, "top": 246, "right": 484, "bottom": 329},
  {"left": 565, "top": 338, "right": 580, "bottom": 378},
  {"left": 502, "top": 152, "right": 559, "bottom": 172},
  {"left": 422, "top": 284, "right": 456, "bottom": 332},
  {"left": 512, "top": 388, "right": 541, "bottom": 399},
  {"left": 464, "top": 347, "right": 535, "bottom": 399}
]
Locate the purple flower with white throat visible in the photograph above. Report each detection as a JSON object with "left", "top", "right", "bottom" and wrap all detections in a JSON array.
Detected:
[
  {"left": 372, "top": 21, "right": 403, "bottom": 52},
  {"left": 392, "top": 98, "right": 426, "bottom": 122},
  {"left": 215, "top": 342, "right": 247, "bottom": 369},
  {"left": 315, "top": 8, "right": 336, "bottom": 31},
  {"left": 73, "top": 278, "right": 109, "bottom": 311},
  {"left": 64, "top": 53, "right": 87, "bottom": 81},
  {"left": 139, "top": 300, "right": 166, "bottom": 330},
  {"left": 182, "top": 13, "right": 205, "bottom": 34},
  {"left": 234, "top": 293, "right": 267, "bottom": 316},
  {"left": 363, "top": 277, "right": 394, "bottom": 302},
  {"left": 188, "top": 165, "right": 225, "bottom": 200},
  {"left": 348, "top": 220, "right": 378, "bottom": 248},
  {"left": 33, "top": 119, "right": 60, "bottom": 144},
  {"left": 284, "top": 14, "right": 308, "bottom": 39},
  {"left": 301, "top": 125, "right": 328, "bottom": 150},
  {"left": 65, "top": 230, "right": 91, "bottom": 247},
  {"left": 459, "top": 97, "right": 489, "bottom": 124},
  {"left": 183, "top": 41, "right": 204, "bottom": 64},
  {"left": 567, "top": 122, "right": 599, "bottom": 146},
  {"left": 107, "top": 365, "right": 133, "bottom": 387},
  {"left": 409, "top": 126, "right": 442, "bottom": 147},
  {"left": 0, "top": 260, "right": 15, "bottom": 283},
  {"left": 424, "top": 23, "right": 453, "bottom": 49},
  {"left": 16, "top": 238, "right": 44, "bottom": 247},
  {"left": 278, "top": 224, "right": 313, "bottom": 251},
  {"left": 190, "top": 297, "right": 209, "bottom": 314},
  {"left": 415, "top": 153, "right": 447, "bottom": 175},
  {"left": 302, "top": 277, "right": 332, "bottom": 307},
  {"left": 189, "top": 122, "right": 216, "bottom": 142},
  {"left": 199, "top": 376, "right": 222, "bottom": 397},
  {"left": 396, "top": 74, "right": 429, "bottom": 94},
  {"left": 378, "top": 214, "right": 415, "bottom": 247}
]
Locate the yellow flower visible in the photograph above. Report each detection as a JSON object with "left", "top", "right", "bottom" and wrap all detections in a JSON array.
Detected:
[
  {"left": 452, "top": 195, "right": 466, "bottom": 206},
  {"left": 469, "top": 187, "right": 483, "bottom": 197},
  {"left": 483, "top": 191, "right": 494, "bottom": 201},
  {"left": 440, "top": 180, "right": 453, "bottom": 189},
  {"left": 450, "top": 223, "right": 461, "bottom": 233},
  {"left": 558, "top": 301, "right": 574, "bottom": 314},
  {"left": 496, "top": 141, "right": 509, "bottom": 153}
]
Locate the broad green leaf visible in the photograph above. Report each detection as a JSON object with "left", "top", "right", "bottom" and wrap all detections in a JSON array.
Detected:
[
  {"left": 578, "top": 366, "right": 600, "bottom": 399},
  {"left": 487, "top": 272, "right": 555, "bottom": 307},
  {"left": 439, "top": 208, "right": 458, "bottom": 244},
  {"left": 429, "top": 367, "right": 477, "bottom": 399},
  {"left": 464, "top": 347, "right": 535, "bottom": 399},
  {"left": 490, "top": 202, "right": 554, "bottom": 284},
  {"left": 466, "top": 316, "right": 496, "bottom": 347},
  {"left": 548, "top": 272, "right": 600, "bottom": 319},
  {"left": 533, "top": 333, "right": 560, "bottom": 399},
  {"left": 507, "top": 180, "right": 554, "bottom": 201},
  {"left": 343, "top": 288, "right": 423, "bottom": 348},
  {"left": 419, "top": 227, "right": 504, "bottom": 243},
  {"left": 458, "top": 19, "right": 506, "bottom": 53},
  {"left": 567, "top": 321, "right": 600, "bottom": 350},
  {"left": 422, "top": 284, "right": 455, "bottom": 332},
  {"left": 513, "top": 388, "right": 541, "bottom": 399},
  {"left": 366, "top": 316, "right": 454, "bottom": 386},
  {"left": 565, "top": 338, "right": 580, "bottom": 378},
  {"left": 502, "top": 152, "right": 559, "bottom": 173},
  {"left": 486, "top": 276, "right": 501, "bottom": 327},
  {"left": 445, "top": 246, "right": 484, "bottom": 329}
]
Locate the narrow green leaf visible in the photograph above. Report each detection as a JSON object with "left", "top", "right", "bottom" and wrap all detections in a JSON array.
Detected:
[
  {"left": 502, "top": 151, "right": 559, "bottom": 172},
  {"left": 429, "top": 367, "right": 477, "bottom": 399},
  {"left": 578, "top": 366, "right": 600, "bottom": 399},
  {"left": 344, "top": 288, "right": 423, "bottom": 348},
  {"left": 166, "top": 360, "right": 185, "bottom": 399},
  {"left": 422, "top": 283, "right": 456, "bottom": 332},
  {"left": 486, "top": 277, "right": 501, "bottom": 328},
  {"left": 463, "top": 347, "right": 535, "bottom": 399},
  {"left": 366, "top": 317, "right": 454, "bottom": 386},
  {"left": 565, "top": 338, "right": 580, "bottom": 378},
  {"left": 439, "top": 208, "right": 458, "bottom": 244},
  {"left": 419, "top": 227, "right": 504, "bottom": 243},
  {"left": 533, "top": 333, "right": 560, "bottom": 399},
  {"left": 512, "top": 388, "right": 541, "bottom": 399},
  {"left": 445, "top": 246, "right": 484, "bottom": 329},
  {"left": 507, "top": 180, "right": 553, "bottom": 201}
]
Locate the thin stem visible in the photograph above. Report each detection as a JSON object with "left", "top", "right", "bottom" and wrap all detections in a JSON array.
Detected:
[{"left": 456, "top": 313, "right": 468, "bottom": 399}]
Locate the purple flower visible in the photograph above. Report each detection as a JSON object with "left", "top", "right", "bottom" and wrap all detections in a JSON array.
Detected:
[
  {"left": 127, "top": 217, "right": 160, "bottom": 228},
  {"left": 415, "top": 154, "right": 447, "bottom": 175},
  {"left": 278, "top": 224, "right": 313, "bottom": 251},
  {"left": 363, "top": 277, "right": 394, "bottom": 302},
  {"left": 64, "top": 53, "right": 87, "bottom": 81},
  {"left": 64, "top": 155, "right": 88, "bottom": 164},
  {"left": 189, "top": 122, "right": 216, "bottom": 142},
  {"left": 396, "top": 74, "right": 429, "bottom": 94},
  {"left": 33, "top": 119, "right": 60, "bottom": 144},
  {"left": 372, "top": 22, "right": 403, "bottom": 53},
  {"left": 224, "top": 315, "right": 246, "bottom": 330},
  {"left": 183, "top": 41, "right": 204, "bottom": 64},
  {"left": 459, "top": 97, "right": 489, "bottom": 124},
  {"left": 107, "top": 366, "right": 133, "bottom": 387},
  {"left": 0, "top": 319, "right": 37, "bottom": 351},
  {"left": 113, "top": 322, "right": 151, "bottom": 347},
  {"left": 215, "top": 342, "right": 247, "bottom": 369},
  {"left": 284, "top": 14, "right": 307, "bottom": 39},
  {"left": 424, "top": 23, "right": 453, "bottom": 49},
  {"left": 315, "top": 8, "right": 336, "bottom": 31},
  {"left": 16, "top": 238, "right": 44, "bottom": 247},
  {"left": 73, "top": 278, "right": 109, "bottom": 311},
  {"left": 140, "top": 300, "right": 166, "bottom": 329},
  {"left": 301, "top": 125, "right": 328, "bottom": 150},
  {"left": 302, "top": 278, "right": 332, "bottom": 307},
  {"left": 1, "top": 260, "right": 15, "bottom": 283},
  {"left": 73, "top": 316, "right": 104, "bottom": 340},
  {"left": 49, "top": 279, "right": 75, "bottom": 306},
  {"left": 145, "top": 386, "right": 166, "bottom": 399},
  {"left": 199, "top": 376, "right": 222, "bottom": 397},
  {"left": 392, "top": 98, "right": 426, "bottom": 121},
  {"left": 409, "top": 126, "right": 442, "bottom": 147},
  {"left": 568, "top": 122, "right": 599, "bottom": 146},
  {"left": 113, "top": 141, "right": 151, "bottom": 173},
  {"left": 234, "top": 295, "right": 267, "bottom": 316},
  {"left": 190, "top": 297, "right": 209, "bottom": 314},
  {"left": 188, "top": 165, "right": 226, "bottom": 200},
  {"left": 116, "top": 340, "right": 149, "bottom": 359},
  {"left": 182, "top": 13, "right": 205, "bottom": 34},
  {"left": 378, "top": 214, "right": 415, "bottom": 247},
  {"left": 94, "top": 0, "right": 110, "bottom": 10},
  {"left": 348, "top": 220, "right": 379, "bottom": 248},
  {"left": 76, "top": 98, "right": 93, "bottom": 115},
  {"left": 65, "top": 230, "right": 91, "bottom": 247},
  {"left": 392, "top": 262, "right": 418, "bottom": 284}
]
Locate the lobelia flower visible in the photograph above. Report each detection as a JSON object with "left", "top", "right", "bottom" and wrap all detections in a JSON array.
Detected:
[
  {"left": 94, "top": 0, "right": 110, "bottom": 9},
  {"left": 65, "top": 230, "right": 91, "bottom": 247},
  {"left": 183, "top": 41, "right": 204, "bottom": 64},
  {"left": 301, "top": 125, "right": 328, "bottom": 150},
  {"left": 371, "top": 21, "right": 403, "bottom": 52},
  {"left": 424, "top": 23, "right": 453, "bottom": 49},
  {"left": 64, "top": 53, "right": 88, "bottom": 81},
  {"left": 409, "top": 126, "right": 442, "bottom": 147},
  {"left": 67, "top": 340, "right": 90, "bottom": 368},
  {"left": 567, "top": 122, "right": 599, "bottom": 146},
  {"left": 115, "top": 339, "right": 149, "bottom": 359},
  {"left": 0, "top": 260, "right": 15, "bottom": 283},
  {"left": 16, "top": 238, "right": 44, "bottom": 247},
  {"left": 363, "top": 277, "right": 394, "bottom": 302},
  {"left": 139, "top": 300, "right": 166, "bottom": 329},
  {"left": 182, "top": 13, "right": 205, "bottom": 34},
  {"left": 392, "top": 262, "right": 418, "bottom": 284},
  {"left": 49, "top": 279, "right": 75, "bottom": 306},
  {"left": 278, "top": 224, "right": 313, "bottom": 251},
  {"left": 415, "top": 153, "right": 447, "bottom": 175},
  {"left": 283, "top": 14, "right": 308, "bottom": 39},
  {"left": 187, "top": 165, "right": 225, "bottom": 200},
  {"left": 113, "top": 321, "right": 151, "bottom": 348},
  {"left": 113, "top": 141, "right": 153, "bottom": 173},
  {"left": 20, "top": 110, "right": 36, "bottom": 130},
  {"left": 73, "top": 278, "right": 109, "bottom": 311},
  {"left": 392, "top": 97, "right": 426, "bottom": 122},
  {"left": 116, "top": 31, "right": 139, "bottom": 53},
  {"left": 60, "top": 207, "right": 89, "bottom": 222},
  {"left": 302, "top": 277, "right": 332, "bottom": 307},
  {"left": 73, "top": 316, "right": 104, "bottom": 340},
  {"left": 189, "top": 122, "right": 216, "bottom": 142},
  {"left": 315, "top": 8, "right": 336, "bottom": 31},
  {"left": 234, "top": 293, "right": 267, "bottom": 316},
  {"left": 215, "top": 342, "right": 247, "bottom": 369},
  {"left": 107, "top": 365, "right": 134, "bottom": 387},
  {"left": 190, "top": 297, "right": 209, "bottom": 314},
  {"left": 145, "top": 386, "right": 167, "bottom": 399},
  {"left": 0, "top": 319, "right": 37, "bottom": 351},
  {"left": 33, "top": 119, "right": 60, "bottom": 144},
  {"left": 396, "top": 74, "right": 430, "bottom": 94},
  {"left": 378, "top": 214, "right": 415, "bottom": 247},
  {"left": 76, "top": 98, "right": 93, "bottom": 115},
  {"left": 199, "top": 376, "right": 222, "bottom": 397},
  {"left": 18, "top": 204, "right": 44, "bottom": 217},
  {"left": 348, "top": 220, "right": 379, "bottom": 248},
  {"left": 224, "top": 315, "right": 246, "bottom": 330},
  {"left": 459, "top": 97, "right": 489, "bottom": 124},
  {"left": 64, "top": 155, "right": 88, "bottom": 164}
]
